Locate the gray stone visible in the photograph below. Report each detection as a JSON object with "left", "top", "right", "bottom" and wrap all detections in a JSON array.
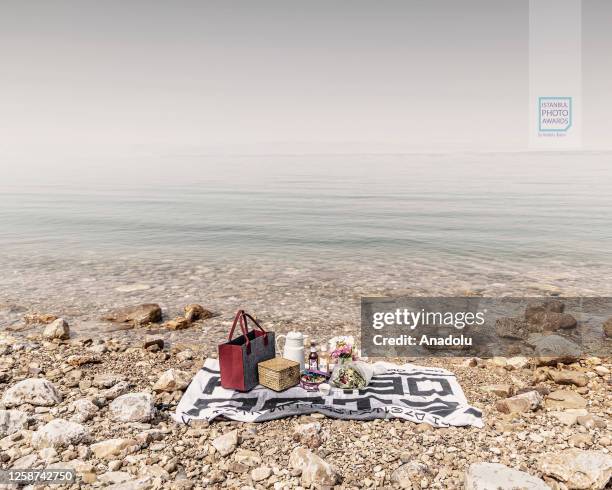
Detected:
[
  {"left": 289, "top": 447, "right": 339, "bottom": 487},
  {"left": 465, "top": 462, "right": 549, "bottom": 490},
  {"left": 101, "top": 304, "right": 162, "bottom": 326},
  {"left": 538, "top": 449, "right": 612, "bottom": 489},
  {"left": 32, "top": 419, "right": 89, "bottom": 448},
  {"left": 42, "top": 318, "right": 70, "bottom": 340},
  {"left": 0, "top": 409, "right": 28, "bottom": 438},
  {"left": 2, "top": 378, "right": 62, "bottom": 407},
  {"left": 110, "top": 393, "right": 155, "bottom": 422},
  {"left": 212, "top": 430, "right": 238, "bottom": 457}
]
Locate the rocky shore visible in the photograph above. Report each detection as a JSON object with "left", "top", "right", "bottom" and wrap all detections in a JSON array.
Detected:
[{"left": 0, "top": 304, "right": 611, "bottom": 489}]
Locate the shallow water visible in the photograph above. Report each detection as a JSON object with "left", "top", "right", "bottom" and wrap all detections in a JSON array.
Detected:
[{"left": 1, "top": 152, "right": 611, "bottom": 331}]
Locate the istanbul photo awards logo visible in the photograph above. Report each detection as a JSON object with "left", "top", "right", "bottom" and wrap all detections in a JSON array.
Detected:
[{"left": 538, "top": 96, "right": 572, "bottom": 135}]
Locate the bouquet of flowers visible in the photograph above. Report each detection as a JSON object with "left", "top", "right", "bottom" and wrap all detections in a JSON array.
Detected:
[{"left": 329, "top": 336, "right": 354, "bottom": 362}]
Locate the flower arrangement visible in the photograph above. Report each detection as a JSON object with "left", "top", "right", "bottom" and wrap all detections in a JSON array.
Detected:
[{"left": 328, "top": 336, "right": 354, "bottom": 362}]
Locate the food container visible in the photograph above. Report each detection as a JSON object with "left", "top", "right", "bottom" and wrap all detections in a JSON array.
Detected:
[
  {"left": 257, "top": 357, "right": 300, "bottom": 391},
  {"left": 300, "top": 370, "right": 329, "bottom": 392}
]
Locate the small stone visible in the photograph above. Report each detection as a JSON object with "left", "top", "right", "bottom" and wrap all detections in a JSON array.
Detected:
[
  {"left": 175, "top": 350, "right": 194, "bottom": 362},
  {"left": 2, "top": 378, "right": 62, "bottom": 407},
  {"left": 164, "top": 317, "right": 191, "bottom": 330},
  {"left": 42, "top": 318, "right": 70, "bottom": 340},
  {"left": 24, "top": 312, "right": 59, "bottom": 325},
  {"left": 569, "top": 433, "right": 593, "bottom": 447},
  {"left": 525, "top": 300, "right": 565, "bottom": 320},
  {"left": 538, "top": 449, "right": 612, "bottom": 489},
  {"left": 32, "top": 419, "right": 89, "bottom": 448},
  {"left": 481, "top": 384, "right": 513, "bottom": 397},
  {"left": 465, "top": 462, "right": 549, "bottom": 490},
  {"left": 545, "top": 390, "right": 587, "bottom": 410},
  {"left": 153, "top": 369, "right": 191, "bottom": 392},
  {"left": 594, "top": 366, "right": 609, "bottom": 376},
  {"left": 550, "top": 409, "right": 588, "bottom": 426},
  {"left": 109, "top": 393, "right": 155, "bottom": 422},
  {"left": 184, "top": 304, "right": 213, "bottom": 322},
  {"left": 602, "top": 317, "right": 612, "bottom": 337},
  {"left": 293, "top": 422, "right": 322, "bottom": 448},
  {"left": 506, "top": 356, "right": 530, "bottom": 370},
  {"left": 92, "top": 373, "right": 124, "bottom": 389},
  {"left": 549, "top": 370, "right": 589, "bottom": 387},
  {"left": 289, "top": 447, "right": 339, "bottom": 487},
  {"left": 212, "top": 430, "right": 238, "bottom": 457},
  {"left": 496, "top": 390, "right": 542, "bottom": 414},
  {"left": 101, "top": 304, "right": 162, "bottom": 326},
  {"left": 530, "top": 311, "right": 577, "bottom": 331},
  {"left": 0, "top": 409, "right": 28, "bottom": 438},
  {"left": 70, "top": 398, "right": 99, "bottom": 423},
  {"left": 91, "top": 438, "right": 138, "bottom": 459},
  {"left": 251, "top": 466, "right": 272, "bottom": 482},
  {"left": 234, "top": 449, "right": 262, "bottom": 467},
  {"left": 144, "top": 337, "right": 164, "bottom": 351},
  {"left": 576, "top": 414, "right": 606, "bottom": 429},
  {"left": 391, "top": 461, "right": 431, "bottom": 489}
]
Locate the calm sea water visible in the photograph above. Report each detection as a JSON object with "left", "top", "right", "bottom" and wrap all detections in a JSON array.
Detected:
[{"left": 1, "top": 152, "right": 611, "bottom": 264}]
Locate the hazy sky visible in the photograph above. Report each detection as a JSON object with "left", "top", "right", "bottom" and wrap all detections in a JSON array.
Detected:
[{"left": 0, "top": 0, "right": 610, "bottom": 162}]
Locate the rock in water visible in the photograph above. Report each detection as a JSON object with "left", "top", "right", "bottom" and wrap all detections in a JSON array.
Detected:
[
  {"left": 495, "top": 318, "right": 533, "bottom": 340},
  {"left": 183, "top": 304, "right": 213, "bottom": 322},
  {"left": 153, "top": 369, "right": 191, "bottom": 392},
  {"left": 530, "top": 311, "right": 577, "bottom": 331},
  {"left": 603, "top": 317, "right": 612, "bottom": 337},
  {"left": 2, "top": 378, "right": 62, "bottom": 407},
  {"left": 532, "top": 335, "right": 582, "bottom": 365},
  {"left": 525, "top": 299, "right": 565, "bottom": 320},
  {"left": 545, "top": 390, "right": 587, "bottom": 410},
  {"left": 289, "top": 447, "right": 340, "bottom": 487},
  {"left": 32, "top": 419, "right": 89, "bottom": 448},
  {"left": 496, "top": 390, "right": 542, "bottom": 414},
  {"left": 465, "top": 462, "right": 549, "bottom": 490},
  {"left": 164, "top": 317, "right": 191, "bottom": 330},
  {"left": 101, "top": 304, "right": 162, "bottom": 326},
  {"left": 538, "top": 449, "right": 612, "bottom": 489},
  {"left": 42, "top": 318, "right": 70, "bottom": 340},
  {"left": 0, "top": 409, "right": 28, "bottom": 437},
  {"left": 109, "top": 393, "right": 155, "bottom": 422},
  {"left": 212, "top": 430, "right": 238, "bottom": 457}
]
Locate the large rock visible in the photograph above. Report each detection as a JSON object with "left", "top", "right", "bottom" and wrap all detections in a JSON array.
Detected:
[
  {"left": 532, "top": 335, "right": 582, "bottom": 365},
  {"left": 548, "top": 369, "right": 588, "bottom": 387},
  {"left": 101, "top": 304, "right": 162, "bottom": 326},
  {"left": 2, "top": 378, "right": 62, "bottom": 407},
  {"left": 525, "top": 300, "right": 565, "bottom": 320},
  {"left": 32, "top": 419, "right": 89, "bottom": 448},
  {"left": 465, "top": 462, "right": 549, "bottom": 490},
  {"left": 293, "top": 421, "right": 323, "bottom": 449},
  {"left": 109, "top": 393, "right": 155, "bottom": 422},
  {"left": 550, "top": 409, "right": 588, "bottom": 426},
  {"left": 153, "top": 369, "right": 191, "bottom": 392},
  {"left": 545, "top": 390, "right": 587, "bottom": 410},
  {"left": 0, "top": 409, "right": 28, "bottom": 437},
  {"left": 496, "top": 390, "right": 542, "bottom": 414},
  {"left": 212, "top": 430, "right": 238, "bottom": 457},
  {"left": 42, "top": 318, "right": 70, "bottom": 340},
  {"left": 91, "top": 438, "right": 138, "bottom": 459},
  {"left": 289, "top": 447, "right": 340, "bottom": 487},
  {"left": 603, "top": 317, "right": 612, "bottom": 337},
  {"left": 538, "top": 449, "right": 612, "bottom": 489}
]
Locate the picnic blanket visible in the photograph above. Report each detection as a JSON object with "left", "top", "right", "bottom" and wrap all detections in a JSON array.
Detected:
[{"left": 173, "top": 358, "right": 484, "bottom": 428}]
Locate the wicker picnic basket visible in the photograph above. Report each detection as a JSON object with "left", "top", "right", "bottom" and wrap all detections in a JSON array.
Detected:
[{"left": 257, "top": 357, "right": 300, "bottom": 391}]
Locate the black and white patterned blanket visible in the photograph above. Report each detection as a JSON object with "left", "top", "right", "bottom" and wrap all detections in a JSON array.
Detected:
[{"left": 173, "top": 358, "right": 483, "bottom": 428}]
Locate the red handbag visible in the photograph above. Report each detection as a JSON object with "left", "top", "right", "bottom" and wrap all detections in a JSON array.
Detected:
[{"left": 218, "top": 310, "right": 276, "bottom": 391}]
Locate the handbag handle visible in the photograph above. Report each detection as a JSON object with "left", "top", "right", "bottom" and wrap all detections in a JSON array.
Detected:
[{"left": 227, "top": 310, "right": 269, "bottom": 354}]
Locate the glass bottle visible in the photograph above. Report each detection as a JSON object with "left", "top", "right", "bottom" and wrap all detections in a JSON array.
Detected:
[{"left": 308, "top": 341, "right": 319, "bottom": 371}]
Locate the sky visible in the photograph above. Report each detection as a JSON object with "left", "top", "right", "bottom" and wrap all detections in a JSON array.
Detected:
[{"left": 0, "top": 0, "right": 610, "bottom": 167}]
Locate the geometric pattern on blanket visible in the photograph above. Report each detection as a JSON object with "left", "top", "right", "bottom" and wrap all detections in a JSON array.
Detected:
[{"left": 173, "top": 358, "right": 483, "bottom": 428}]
